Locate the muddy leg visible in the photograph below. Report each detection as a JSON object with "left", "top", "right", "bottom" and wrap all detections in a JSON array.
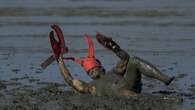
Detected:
[
  {"left": 123, "top": 56, "right": 174, "bottom": 93},
  {"left": 123, "top": 59, "right": 142, "bottom": 93},
  {"left": 129, "top": 57, "right": 174, "bottom": 85}
]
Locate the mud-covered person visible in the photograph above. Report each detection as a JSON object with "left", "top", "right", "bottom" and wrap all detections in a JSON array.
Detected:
[{"left": 57, "top": 33, "right": 174, "bottom": 96}]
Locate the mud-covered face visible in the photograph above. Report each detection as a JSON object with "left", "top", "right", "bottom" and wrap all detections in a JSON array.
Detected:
[{"left": 88, "top": 67, "right": 105, "bottom": 79}]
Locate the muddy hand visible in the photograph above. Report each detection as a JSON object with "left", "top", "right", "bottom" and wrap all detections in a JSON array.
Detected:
[
  {"left": 40, "top": 24, "right": 68, "bottom": 69},
  {"left": 96, "top": 32, "right": 120, "bottom": 51}
]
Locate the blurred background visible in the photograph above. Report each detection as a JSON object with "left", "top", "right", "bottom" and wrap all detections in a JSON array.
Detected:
[{"left": 0, "top": 0, "right": 194, "bottom": 109}]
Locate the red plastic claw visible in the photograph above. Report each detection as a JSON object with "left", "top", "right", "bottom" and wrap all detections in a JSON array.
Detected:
[
  {"left": 51, "top": 24, "right": 68, "bottom": 53},
  {"left": 84, "top": 33, "right": 95, "bottom": 58},
  {"left": 49, "top": 31, "right": 61, "bottom": 59},
  {"left": 40, "top": 24, "right": 69, "bottom": 69},
  {"left": 49, "top": 24, "right": 68, "bottom": 60},
  {"left": 63, "top": 33, "right": 101, "bottom": 72}
]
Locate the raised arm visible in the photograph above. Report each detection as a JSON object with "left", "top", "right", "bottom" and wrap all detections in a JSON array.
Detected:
[
  {"left": 96, "top": 33, "right": 129, "bottom": 76},
  {"left": 57, "top": 54, "right": 96, "bottom": 94},
  {"left": 110, "top": 49, "right": 130, "bottom": 75}
]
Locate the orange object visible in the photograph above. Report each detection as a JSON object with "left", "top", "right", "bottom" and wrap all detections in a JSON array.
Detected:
[{"left": 64, "top": 33, "right": 101, "bottom": 72}]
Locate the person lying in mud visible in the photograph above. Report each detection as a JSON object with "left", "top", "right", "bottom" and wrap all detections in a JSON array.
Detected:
[{"left": 43, "top": 25, "right": 174, "bottom": 96}]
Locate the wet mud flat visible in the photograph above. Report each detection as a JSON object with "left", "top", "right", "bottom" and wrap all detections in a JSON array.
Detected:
[
  {"left": 0, "top": 82, "right": 182, "bottom": 110},
  {"left": 0, "top": 0, "right": 195, "bottom": 109}
]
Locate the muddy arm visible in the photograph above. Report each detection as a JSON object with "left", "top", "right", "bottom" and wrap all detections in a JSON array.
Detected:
[
  {"left": 57, "top": 54, "right": 95, "bottom": 94},
  {"left": 96, "top": 33, "right": 129, "bottom": 76},
  {"left": 109, "top": 48, "right": 130, "bottom": 76}
]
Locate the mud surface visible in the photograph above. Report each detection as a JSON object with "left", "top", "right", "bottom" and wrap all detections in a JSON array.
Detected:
[
  {"left": 0, "top": 0, "right": 195, "bottom": 109},
  {"left": 0, "top": 82, "right": 182, "bottom": 110}
]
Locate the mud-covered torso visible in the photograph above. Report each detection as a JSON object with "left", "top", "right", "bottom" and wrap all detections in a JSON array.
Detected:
[{"left": 89, "top": 72, "right": 126, "bottom": 96}]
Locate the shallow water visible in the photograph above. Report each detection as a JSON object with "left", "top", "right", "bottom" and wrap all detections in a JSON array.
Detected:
[{"left": 0, "top": 0, "right": 195, "bottom": 109}]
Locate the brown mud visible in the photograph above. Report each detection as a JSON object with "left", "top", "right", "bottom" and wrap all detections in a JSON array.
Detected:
[
  {"left": 0, "top": 0, "right": 195, "bottom": 109},
  {"left": 0, "top": 82, "right": 182, "bottom": 110}
]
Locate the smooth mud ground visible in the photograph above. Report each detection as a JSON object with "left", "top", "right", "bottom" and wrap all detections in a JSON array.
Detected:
[
  {"left": 0, "top": 0, "right": 195, "bottom": 109},
  {"left": 0, "top": 82, "right": 183, "bottom": 110}
]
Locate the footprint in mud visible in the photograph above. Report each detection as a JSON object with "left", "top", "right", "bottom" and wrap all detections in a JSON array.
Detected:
[
  {"left": 171, "top": 62, "right": 178, "bottom": 66},
  {"left": 35, "top": 68, "right": 43, "bottom": 74},
  {"left": 5, "top": 81, "right": 22, "bottom": 88},
  {"left": 10, "top": 75, "right": 30, "bottom": 81},
  {"left": 175, "top": 73, "right": 188, "bottom": 81},
  {"left": 29, "top": 66, "right": 34, "bottom": 70},
  {"left": 188, "top": 84, "right": 195, "bottom": 94},
  {"left": 168, "top": 67, "right": 174, "bottom": 71},
  {"left": 152, "top": 90, "right": 177, "bottom": 95},
  {"left": 11, "top": 68, "right": 21, "bottom": 74},
  {"left": 0, "top": 81, "right": 7, "bottom": 90},
  {"left": 28, "top": 77, "right": 40, "bottom": 83}
]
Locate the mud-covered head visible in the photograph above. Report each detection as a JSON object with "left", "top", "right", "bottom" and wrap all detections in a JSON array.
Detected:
[
  {"left": 83, "top": 34, "right": 106, "bottom": 79},
  {"left": 85, "top": 59, "right": 105, "bottom": 79},
  {"left": 87, "top": 63, "right": 106, "bottom": 79},
  {"left": 81, "top": 33, "right": 106, "bottom": 79},
  {"left": 64, "top": 56, "right": 105, "bottom": 79}
]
